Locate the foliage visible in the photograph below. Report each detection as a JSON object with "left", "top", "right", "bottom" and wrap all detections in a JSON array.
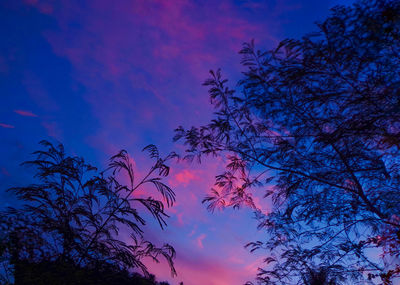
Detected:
[
  {"left": 11, "top": 259, "right": 170, "bottom": 285},
  {"left": 174, "top": 0, "right": 400, "bottom": 284},
  {"left": 0, "top": 141, "right": 177, "bottom": 284},
  {"left": 301, "top": 267, "right": 339, "bottom": 285}
]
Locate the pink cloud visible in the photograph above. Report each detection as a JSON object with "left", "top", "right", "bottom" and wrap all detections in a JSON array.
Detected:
[
  {"left": 146, "top": 247, "right": 262, "bottom": 285},
  {"left": 170, "top": 169, "right": 200, "bottom": 187},
  {"left": 228, "top": 255, "right": 245, "bottom": 265},
  {"left": 14, "top": 110, "right": 38, "bottom": 117},
  {"left": 0, "top": 123, "right": 15, "bottom": 129},
  {"left": 31, "top": 0, "right": 278, "bottom": 133},
  {"left": 252, "top": 195, "right": 271, "bottom": 215},
  {"left": 196, "top": 233, "right": 206, "bottom": 249},
  {"left": 176, "top": 212, "right": 184, "bottom": 226}
]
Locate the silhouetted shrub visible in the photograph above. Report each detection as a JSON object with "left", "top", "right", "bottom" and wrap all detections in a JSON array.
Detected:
[{"left": 0, "top": 141, "right": 176, "bottom": 284}]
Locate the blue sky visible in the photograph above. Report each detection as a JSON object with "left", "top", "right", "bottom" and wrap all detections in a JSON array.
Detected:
[{"left": 0, "top": 1, "right": 355, "bottom": 284}]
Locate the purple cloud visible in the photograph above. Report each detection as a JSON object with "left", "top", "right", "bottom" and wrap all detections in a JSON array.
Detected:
[{"left": 14, "top": 110, "right": 38, "bottom": 117}]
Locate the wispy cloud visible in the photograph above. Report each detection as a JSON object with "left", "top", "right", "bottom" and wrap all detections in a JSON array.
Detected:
[
  {"left": 196, "top": 233, "right": 206, "bottom": 249},
  {"left": 14, "top": 109, "right": 38, "bottom": 117},
  {"left": 0, "top": 123, "right": 15, "bottom": 129}
]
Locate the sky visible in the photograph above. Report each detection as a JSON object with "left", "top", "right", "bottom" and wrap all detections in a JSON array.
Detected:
[{"left": 0, "top": 0, "right": 355, "bottom": 284}]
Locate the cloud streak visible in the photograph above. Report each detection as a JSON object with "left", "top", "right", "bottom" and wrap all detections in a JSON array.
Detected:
[
  {"left": 0, "top": 123, "right": 15, "bottom": 129},
  {"left": 14, "top": 110, "right": 38, "bottom": 117}
]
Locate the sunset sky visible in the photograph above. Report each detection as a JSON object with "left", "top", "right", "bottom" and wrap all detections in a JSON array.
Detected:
[{"left": 1, "top": 1, "right": 355, "bottom": 284}]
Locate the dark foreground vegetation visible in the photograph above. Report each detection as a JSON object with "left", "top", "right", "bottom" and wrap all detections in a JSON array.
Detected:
[
  {"left": 175, "top": 0, "right": 400, "bottom": 284},
  {"left": 11, "top": 259, "right": 170, "bottom": 285},
  {"left": 0, "top": 141, "right": 177, "bottom": 284}
]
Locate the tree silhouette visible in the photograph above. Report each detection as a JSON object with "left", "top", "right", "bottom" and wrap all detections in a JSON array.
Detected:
[
  {"left": 174, "top": 0, "right": 400, "bottom": 283},
  {"left": 0, "top": 141, "right": 177, "bottom": 284},
  {"left": 302, "top": 267, "right": 339, "bottom": 285}
]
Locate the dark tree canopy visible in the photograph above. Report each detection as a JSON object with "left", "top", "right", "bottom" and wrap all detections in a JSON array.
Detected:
[
  {"left": 175, "top": 0, "right": 400, "bottom": 284},
  {"left": 302, "top": 267, "right": 338, "bottom": 285},
  {"left": 0, "top": 141, "right": 177, "bottom": 284},
  {"left": 10, "top": 259, "right": 170, "bottom": 285}
]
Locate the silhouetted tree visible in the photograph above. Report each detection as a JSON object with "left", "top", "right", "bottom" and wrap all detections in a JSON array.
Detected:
[
  {"left": 0, "top": 141, "right": 177, "bottom": 284},
  {"left": 174, "top": 0, "right": 400, "bottom": 284},
  {"left": 302, "top": 267, "right": 340, "bottom": 285},
  {"left": 9, "top": 259, "right": 171, "bottom": 285}
]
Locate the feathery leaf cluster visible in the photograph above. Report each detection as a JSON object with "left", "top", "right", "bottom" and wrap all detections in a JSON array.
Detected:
[
  {"left": 0, "top": 141, "right": 177, "bottom": 284},
  {"left": 175, "top": 0, "right": 400, "bottom": 284}
]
